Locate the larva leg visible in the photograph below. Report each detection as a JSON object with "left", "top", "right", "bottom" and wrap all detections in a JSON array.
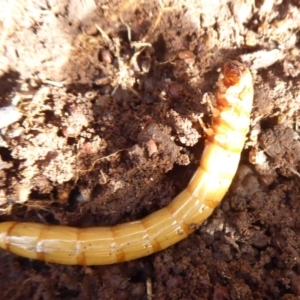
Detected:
[
  {"left": 203, "top": 92, "right": 220, "bottom": 118},
  {"left": 199, "top": 93, "right": 220, "bottom": 137},
  {"left": 198, "top": 117, "right": 214, "bottom": 137},
  {"left": 0, "top": 60, "right": 254, "bottom": 265}
]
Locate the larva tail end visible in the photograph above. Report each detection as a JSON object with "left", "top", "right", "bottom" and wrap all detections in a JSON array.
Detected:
[{"left": 0, "top": 221, "right": 16, "bottom": 250}]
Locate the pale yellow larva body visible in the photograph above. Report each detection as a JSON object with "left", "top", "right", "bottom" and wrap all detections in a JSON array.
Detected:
[{"left": 0, "top": 61, "right": 253, "bottom": 265}]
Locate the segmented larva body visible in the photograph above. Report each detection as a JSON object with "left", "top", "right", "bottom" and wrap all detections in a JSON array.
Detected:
[{"left": 0, "top": 61, "right": 253, "bottom": 265}]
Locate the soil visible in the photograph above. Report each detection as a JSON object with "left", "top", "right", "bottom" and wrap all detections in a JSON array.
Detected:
[{"left": 0, "top": 0, "right": 300, "bottom": 299}]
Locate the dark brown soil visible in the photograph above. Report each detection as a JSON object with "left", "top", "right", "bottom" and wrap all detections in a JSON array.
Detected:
[{"left": 1, "top": 1, "right": 300, "bottom": 299}]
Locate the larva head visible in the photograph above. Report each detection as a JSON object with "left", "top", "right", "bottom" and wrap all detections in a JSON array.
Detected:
[
  {"left": 217, "top": 60, "right": 253, "bottom": 114},
  {"left": 223, "top": 60, "right": 247, "bottom": 87}
]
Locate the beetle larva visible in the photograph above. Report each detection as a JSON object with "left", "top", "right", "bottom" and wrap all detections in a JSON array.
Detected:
[{"left": 0, "top": 60, "right": 253, "bottom": 265}]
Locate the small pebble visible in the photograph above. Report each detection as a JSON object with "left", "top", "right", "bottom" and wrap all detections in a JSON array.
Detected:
[
  {"left": 99, "top": 48, "right": 113, "bottom": 64},
  {"left": 0, "top": 106, "right": 22, "bottom": 129}
]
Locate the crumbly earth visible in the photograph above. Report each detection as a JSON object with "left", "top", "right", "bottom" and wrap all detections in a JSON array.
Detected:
[{"left": 0, "top": 0, "right": 300, "bottom": 299}]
